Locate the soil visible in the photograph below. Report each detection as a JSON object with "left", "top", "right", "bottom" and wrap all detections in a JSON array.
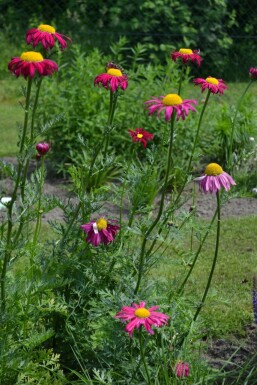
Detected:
[{"left": 1, "top": 156, "right": 257, "bottom": 381}]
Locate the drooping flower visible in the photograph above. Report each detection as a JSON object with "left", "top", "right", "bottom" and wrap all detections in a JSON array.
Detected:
[
  {"left": 128, "top": 128, "right": 154, "bottom": 148},
  {"left": 195, "top": 163, "right": 236, "bottom": 194},
  {"left": 26, "top": 24, "right": 72, "bottom": 51},
  {"left": 94, "top": 62, "right": 128, "bottom": 92},
  {"left": 36, "top": 142, "right": 50, "bottom": 156},
  {"left": 175, "top": 361, "right": 190, "bottom": 378},
  {"left": 193, "top": 76, "right": 228, "bottom": 95},
  {"left": 115, "top": 301, "right": 169, "bottom": 338},
  {"left": 81, "top": 217, "right": 119, "bottom": 247},
  {"left": 171, "top": 48, "right": 201, "bottom": 66},
  {"left": 8, "top": 52, "right": 58, "bottom": 79},
  {"left": 249, "top": 67, "right": 257, "bottom": 80},
  {"left": 145, "top": 93, "right": 197, "bottom": 122}
]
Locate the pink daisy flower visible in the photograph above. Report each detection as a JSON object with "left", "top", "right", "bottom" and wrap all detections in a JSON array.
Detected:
[
  {"left": 145, "top": 93, "right": 197, "bottom": 122},
  {"left": 115, "top": 301, "right": 169, "bottom": 338},
  {"left": 94, "top": 63, "right": 128, "bottom": 93},
  {"left": 171, "top": 48, "right": 201, "bottom": 66},
  {"left": 8, "top": 51, "right": 58, "bottom": 79},
  {"left": 81, "top": 217, "right": 119, "bottom": 247},
  {"left": 195, "top": 163, "right": 236, "bottom": 194},
  {"left": 249, "top": 67, "right": 257, "bottom": 80},
  {"left": 36, "top": 142, "right": 50, "bottom": 156},
  {"left": 128, "top": 128, "right": 154, "bottom": 148},
  {"left": 26, "top": 24, "right": 72, "bottom": 51},
  {"left": 193, "top": 76, "right": 228, "bottom": 95},
  {"left": 175, "top": 361, "right": 190, "bottom": 378}
]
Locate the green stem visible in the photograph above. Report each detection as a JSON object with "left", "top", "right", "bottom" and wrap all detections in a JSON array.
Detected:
[
  {"left": 177, "top": 207, "right": 218, "bottom": 295},
  {"left": 120, "top": 147, "right": 135, "bottom": 232},
  {"left": 1, "top": 78, "right": 33, "bottom": 312},
  {"left": 103, "top": 91, "right": 118, "bottom": 160},
  {"left": 227, "top": 80, "right": 253, "bottom": 173},
  {"left": 178, "top": 65, "right": 186, "bottom": 96},
  {"left": 139, "top": 329, "right": 151, "bottom": 385},
  {"left": 134, "top": 114, "right": 175, "bottom": 295},
  {"left": 187, "top": 89, "right": 211, "bottom": 173},
  {"left": 21, "top": 78, "right": 43, "bottom": 202},
  {"left": 193, "top": 190, "right": 221, "bottom": 322}
]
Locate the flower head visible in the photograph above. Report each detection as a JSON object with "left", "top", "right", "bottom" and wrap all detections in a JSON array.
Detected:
[
  {"left": 8, "top": 52, "right": 58, "bottom": 79},
  {"left": 115, "top": 301, "right": 169, "bottom": 338},
  {"left": 26, "top": 24, "right": 72, "bottom": 51},
  {"left": 128, "top": 128, "right": 154, "bottom": 148},
  {"left": 36, "top": 142, "right": 50, "bottom": 156},
  {"left": 94, "top": 62, "right": 128, "bottom": 92},
  {"left": 193, "top": 76, "right": 228, "bottom": 95},
  {"left": 171, "top": 48, "right": 201, "bottom": 66},
  {"left": 81, "top": 217, "right": 119, "bottom": 247},
  {"left": 175, "top": 361, "right": 190, "bottom": 378},
  {"left": 249, "top": 67, "right": 257, "bottom": 80},
  {"left": 145, "top": 93, "right": 197, "bottom": 122},
  {"left": 195, "top": 163, "right": 236, "bottom": 194}
]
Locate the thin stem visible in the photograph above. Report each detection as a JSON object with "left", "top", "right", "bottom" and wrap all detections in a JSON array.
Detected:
[
  {"left": 120, "top": 147, "right": 135, "bottom": 232},
  {"left": 1, "top": 78, "right": 33, "bottom": 312},
  {"left": 103, "top": 91, "right": 118, "bottom": 160},
  {"left": 177, "top": 207, "right": 218, "bottom": 295},
  {"left": 187, "top": 89, "right": 211, "bottom": 173},
  {"left": 139, "top": 330, "right": 151, "bottom": 385},
  {"left": 178, "top": 65, "right": 186, "bottom": 96},
  {"left": 134, "top": 114, "right": 175, "bottom": 295},
  {"left": 193, "top": 190, "right": 221, "bottom": 322},
  {"left": 227, "top": 80, "right": 253, "bottom": 173}
]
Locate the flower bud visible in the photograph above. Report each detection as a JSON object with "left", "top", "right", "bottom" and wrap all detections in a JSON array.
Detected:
[{"left": 36, "top": 142, "right": 50, "bottom": 155}]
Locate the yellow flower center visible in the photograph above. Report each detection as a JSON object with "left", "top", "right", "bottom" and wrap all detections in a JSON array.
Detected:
[
  {"left": 205, "top": 163, "right": 223, "bottom": 176},
  {"left": 134, "top": 307, "right": 150, "bottom": 318},
  {"left": 162, "top": 94, "right": 183, "bottom": 106},
  {"left": 20, "top": 51, "right": 44, "bottom": 62},
  {"left": 107, "top": 68, "right": 122, "bottom": 77},
  {"left": 206, "top": 77, "right": 219, "bottom": 85},
  {"left": 137, "top": 133, "right": 143, "bottom": 138},
  {"left": 38, "top": 24, "right": 56, "bottom": 34},
  {"left": 96, "top": 217, "right": 108, "bottom": 231},
  {"left": 179, "top": 48, "right": 193, "bottom": 55}
]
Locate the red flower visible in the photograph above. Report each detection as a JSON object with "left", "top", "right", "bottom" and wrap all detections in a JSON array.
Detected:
[
  {"left": 128, "top": 128, "right": 154, "bottom": 148},
  {"left": 193, "top": 76, "right": 228, "bottom": 95},
  {"left": 94, "top": 64, "right": 128, "bottom": 93},
  {"left": 26, "top": 24, "right": 72, "bottom": 51},
  {"left": 171, "top": 48, "right": 201, "bottom": 66},
  {"left": 175, "top": 361, "right": 190, "bottom": 378},
  {"left": 8, "top": 52, "right": 58, "bottom": 79},
  {"left": 81, "top": 217, "right": 119, "bottom": 247},
  {"left": 115, "top": 301, "right": 169, "bottom": 338},
  {"left": 145, "top": 94, "right": 197, "bottom": 122}
]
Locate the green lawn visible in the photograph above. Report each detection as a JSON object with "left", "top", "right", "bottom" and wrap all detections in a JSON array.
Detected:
[
  {"left": 0, "top": 78, "right": 24, "bottom": 156},
  {"left": 151, "top": 215, "right": 257, "bottom": 337}
]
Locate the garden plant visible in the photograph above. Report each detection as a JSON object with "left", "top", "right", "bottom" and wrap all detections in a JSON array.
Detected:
[{"left": 0, "top": 23, "right": 257, "bottom": 385}]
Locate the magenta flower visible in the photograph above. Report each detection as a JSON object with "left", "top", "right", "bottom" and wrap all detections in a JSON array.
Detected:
[
  {"left": 81, "top": 217, "right": 119, "bottom": 247},
  {"left": 94, "top": 64, "right": 128, "bottom": 93},
  {"left": 249, "top": 67, "right": 257, "bottom": 80},
  {"left": 128, "top": 128, "right": 154, "bottom": 148},
  {"left": 145, "top": 93, "right": 197, "bottom": 122},
  {"left": 36, "top": 142, "right": 50, "bottom": 156},
  {"left": 26, "top": 24, "right": 72, "bottom": 51},
  {"left": 115, "top": 301, "right": 169, "bottom": 338},
  {"left": 171, "top": 48, "right": 201, "bottom": 66},
  {"left": 195, "top": 163, "right": 236, "bottom": 194},
  {"left": 175, "top": 361, "right": 190, "bottom": 378},
  {"left": 8, "top": 52, "right": 58, "bottom": 79},
  {"left": 193, "top": 76, "right": 228, "bottom": 95}
]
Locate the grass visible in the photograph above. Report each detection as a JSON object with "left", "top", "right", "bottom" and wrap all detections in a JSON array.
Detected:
[
  {"left": 0, "top": 78, "right": 24, "bottom": 156},
  {"left": 151, "top": 215, "right": 257, "bottom": 338}
]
